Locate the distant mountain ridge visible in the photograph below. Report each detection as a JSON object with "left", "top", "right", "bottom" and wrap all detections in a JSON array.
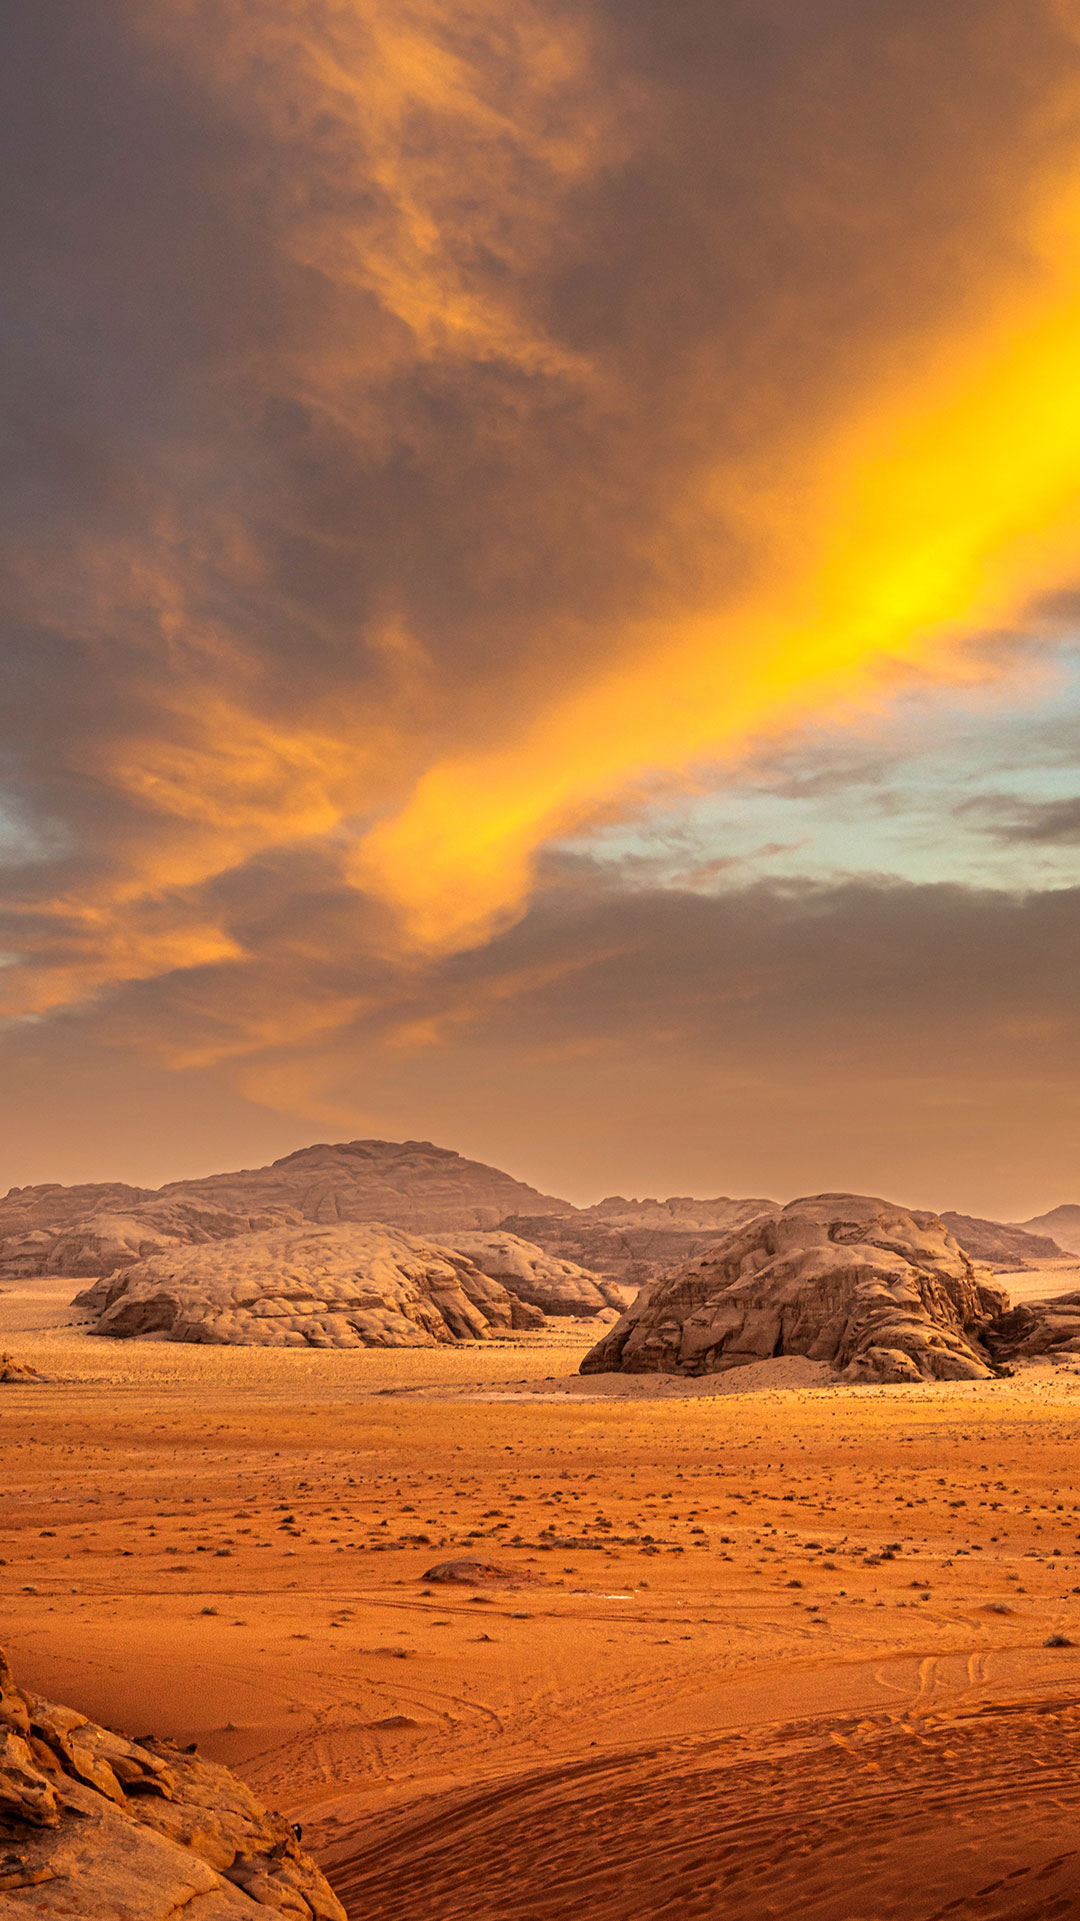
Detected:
[
  {"left": 1019, "top": 1204, "right": 1080, "bottom": 1254},
  {"left": 1, "top": 1137, "right": 1076, "bottom": 1290},
  {"left": 939, "top": 1211, "right": 1067, "bottom": 1269}
]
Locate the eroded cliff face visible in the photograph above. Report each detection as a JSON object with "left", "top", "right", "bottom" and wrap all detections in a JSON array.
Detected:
[
  {"left": 581, "top": 1194, "right": 1009, "bottom": 1385},
  {"left": 0, "top": 1647, "right": 344, "bottom": 1918}
]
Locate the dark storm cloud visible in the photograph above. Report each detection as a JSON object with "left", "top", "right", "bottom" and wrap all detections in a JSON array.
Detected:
[{"left": 960, "top": 794, "right": 1080, "bottom": 845}]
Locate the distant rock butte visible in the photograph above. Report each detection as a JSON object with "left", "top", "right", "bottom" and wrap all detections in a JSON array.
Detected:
[
  {"left": 581, "top": 1194, "right": 1010, "bottom": 1385},
  {"left": 501, "top": 1195, "right": 777, "bottom": 1290},
  {"left": 74, "top": 1223, "right": 547, "bottom": 1348},
  {"left": 1019, "top": 1203, "right": 1080, "bottom": 1255},
  {"left": 159, "top": 1139, "right": 572, "bottom": 1233},
  {"left": 0, "top": 1140, "right": 572, "bottom": 1281},
  {"left": 0, "top": 1645, "right": 345, "bottom": 1916},
  {"left": 939, "top": 1211, "right": 1066, "bottom": 1269}
]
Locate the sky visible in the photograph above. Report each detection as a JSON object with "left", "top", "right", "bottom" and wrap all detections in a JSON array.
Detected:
[{"left": 2, "top": 1, "right": 1080, "bottom": 1217}]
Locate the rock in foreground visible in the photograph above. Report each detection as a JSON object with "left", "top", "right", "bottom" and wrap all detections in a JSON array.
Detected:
[
  {"left": 580, "top": 1194, "right": 1008, "bottom": 1384},
  {"left": 74, "top": 1222, "right": 545, "bottom": 1347},
  {"left": 0, "top": 1647, "right": 344, "bottom": 1917}
]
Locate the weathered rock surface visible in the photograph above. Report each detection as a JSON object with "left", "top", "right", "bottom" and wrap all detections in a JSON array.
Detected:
[
  {"left": 1019, "top": 1203, "right": 1080, "bottom": 1254},
  {"left": 4, "top": 1201, "right": 304, "bottom": 1285},
  {"left": 446, "top": 1231, "right": 633, "bottom": 1316},
  {"left": 580, "top": 1194, "right": 1008, "bottom": 1385},
  {"left": 503, "top": 1194, "right": 776, "bottom": 1290},
  {"left": 0, "top": 1139, "right": 572, "bottom": 1281},
  {"left": 161, "top": 1139, "right": 571, "bottom": 1233},
  {"left": 421, "top": 1559, "right": 522, "bottom": 1585},
  {"left": 940, "top": 1211, "right": 1066, "bottom": 1269},
  {"left": 983, "top": 1292, "right": 1080, "bottom": 1363},
  {"left": 0, "top": 1646, "right": 344, "bottom": 1917},
  {"left": 0, "top": 1354, "right": 46, "bottom": 1384},
  {"left": 73, "top": 1222, "right": 545, "bottom": 1347}
]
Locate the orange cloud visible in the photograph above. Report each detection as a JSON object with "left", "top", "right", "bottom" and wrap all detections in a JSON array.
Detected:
[
  {"left": 355, "top": 158, "right": 1080, "bottom": 948},
  {"left": 8, "top": 0, "right": 1080, "bottom": 1033}
]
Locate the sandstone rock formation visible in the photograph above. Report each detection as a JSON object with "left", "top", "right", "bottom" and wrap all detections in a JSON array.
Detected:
[
  {"left": 580, "top": 1194, "right": 1008, "bottom": 1385},
  {"left": 983, "top": 1292, "right": 1080, "bottom": 1363},
  {"left": 73, "top": 1222, "right": 546, "bottom": 1347},
  {"left": 1019, "top": 1203, "right": 1080, "bottom": 1254},
  {"left": 0, "top": 1646, "right": 344, "bottom": 1917},
  {"left": 160, "top": 1139, "right": 571, "bottom": 1234},
  {"left": 503, "top": 1193, "right": 777, "bottom": 1290},
  {"left": 0, "top": 1355, "right": 45, "bottom": 1384},
  {"left": 446, "top": 1231, "right": 633, "bottom": 1316},
  {"left": 939, "top": 1211, "right": 1066, "bottom": 1269},
  {"left": 0, "top": 1140, "right": 572, "bottom": 1281}
]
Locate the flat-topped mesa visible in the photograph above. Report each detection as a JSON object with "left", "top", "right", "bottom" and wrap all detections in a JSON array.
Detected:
[
  {"left": 0, "top": 1646, "right": 345, "bottom": 1916},
  {"left": 580, "top": 1193, "right": 1009, "bottom": 1385},
  {"left": 73, "top": 1222, "right": 547, "bottom": 1348}
]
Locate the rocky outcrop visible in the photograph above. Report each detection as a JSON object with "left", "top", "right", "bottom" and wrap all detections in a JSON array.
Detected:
[
  {"left": 983, "top": 1292, "right": 1080, "bottom": 1363},
  {"left": 5, "top": 1202, "right": 305, "bottom": 1284},
  {"left": 580, "top": 1194, "right": 1008, "bottom": 1385},
  {"left": 446, "top": 1231, "right": 632, "bottom": 1316},
  {"left": 159, "top": 1139, "right": 572, "bottom": 1234},
  {"left": 940, "top": 1211, "right": 1066, "bottom": 1269},
  {"left": 1019, "top": 1203, "right": 1080, "bottom": 1255},
  {"left": 0, "top": 1140, "right": 573, "bottom": 1281},
  {"left": 73, "top": 1222, "right": 545, "bottom": 1347},
  {"left": 502, "top": 1194, "right": 776, "bottom": 1291},
  {"left": 0, "top": 1646, "right": 344, "bottom": 1917},
  {"left": 0, "top": 1355, "right": 46, "bottom": 1384}
]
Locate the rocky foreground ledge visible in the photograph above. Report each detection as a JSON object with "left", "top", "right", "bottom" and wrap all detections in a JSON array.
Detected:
[{"left": 0, "top": 1648, "right": 344, "bottom": 1918}]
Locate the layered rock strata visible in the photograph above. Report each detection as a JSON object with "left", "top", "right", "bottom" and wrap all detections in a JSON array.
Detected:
[
  {"left": 983, "top": 1292, "right": 1080, "bottom": 1363},
  {"left": 74, "top": 1223, "right": 548, "bottom": 1347},
  {"left": 445, "top": 1231, "right": 634, "bottom": 1316},
  {"left": 0, "top": 1647, "right": 344, "bottom": 1917},
  {"left": 503, "top": 1194, "right": 777, "bottom": 1290},
  {"left": 581, "top": 1194, "right": 1008, "bottom": 1385},
  {"left": 0, "top": 1139, "right": 572, "bottom": 1281}
]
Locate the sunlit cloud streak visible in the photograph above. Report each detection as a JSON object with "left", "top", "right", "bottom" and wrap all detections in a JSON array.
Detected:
[{"left": 5, "top": 0, "right": 1080, "bottom": 1040}]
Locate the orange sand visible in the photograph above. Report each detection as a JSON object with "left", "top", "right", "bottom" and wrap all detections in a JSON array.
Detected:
[{"left": 4, "top": 1277, "right": 1080, "bottom": 1917}]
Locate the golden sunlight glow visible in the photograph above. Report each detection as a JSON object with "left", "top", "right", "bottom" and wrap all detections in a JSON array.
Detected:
[{"left": 355, "top": 195, "right": 1080, "bottom": 949}]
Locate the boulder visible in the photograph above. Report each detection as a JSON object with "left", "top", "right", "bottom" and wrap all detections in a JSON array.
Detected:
[
  {"left": 0, "top": 1647, "right": 345, "bottom": 1917},
  {"left": 0, "top": 1355, "right": 46, "bottom": 1385},
  {"left": 446, "top": 1231, "right": 631, "bottom": 1316},
  {"left": 580, "top": 1194, "right": 1008, "bottom": 1385},
  {"left": 421, "top": 1559, "right": 520, "bottom": 1585},
  {"left": 73, "top": 1222, "right": 544, "bottom": 1348},
  {"left": 983, "top": 1292, "right": 1080, "bottom": 1363}
]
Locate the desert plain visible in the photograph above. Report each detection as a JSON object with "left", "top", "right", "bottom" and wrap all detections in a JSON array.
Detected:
[{"left": 4, "top": 1268, "right": 1080, "bottom": 1919}]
